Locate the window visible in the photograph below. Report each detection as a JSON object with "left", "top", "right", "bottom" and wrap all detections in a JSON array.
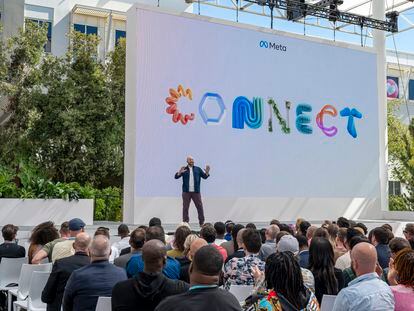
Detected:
[
  {"left": 74, "top": 23, "right": 98, "bottom": 36},
  {"left": 387, "top": 76, "right": 399, "bottom": 99},
  {"left": 409, "top": 79, "right": 414, "bottom": 101},
  {"left": 389, "top": 181, "right": 401, "bottom": 196},
  {"left": 26, "top": 19, "right": 52, "bottom": 52},
  {"left": 115, "top": 30, "right": 126, "bottom": 45}
]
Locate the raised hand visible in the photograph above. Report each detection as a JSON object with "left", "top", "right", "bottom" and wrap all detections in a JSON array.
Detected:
[
  {"left": 205, "top": 165, "right": 210, "bottom": 174},
  {"left": 179, "top": 166, "right": 187, "bottom": 174}
]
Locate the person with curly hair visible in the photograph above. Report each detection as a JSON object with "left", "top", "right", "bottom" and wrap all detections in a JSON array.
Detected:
[
  {"left": 28, "top": 221, "right": 59, "bottom": 263},
  {"left": 388, "top": 248, "right": 414, "bottom": 310}
]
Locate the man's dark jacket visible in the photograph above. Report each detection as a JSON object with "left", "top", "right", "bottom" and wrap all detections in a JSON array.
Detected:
[
  {"left": 0, "top": 242, "right": 25, "bottom": 261},
  {"left": 112, "top": 272, "right": 189, "bottom": 311},
  {"left": 41, "top": 252, "right": 90, "bottom": 311},
  {"left": 63, "top": 260, "right": 127, "bottom": 311},
  {"left": 174, "top": 166, "right": 209, "bottom": 193}
]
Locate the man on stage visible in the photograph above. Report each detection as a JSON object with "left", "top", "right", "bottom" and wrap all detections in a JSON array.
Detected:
[{"left": 175, "top": 156, "right": 210, "bottom": 226}]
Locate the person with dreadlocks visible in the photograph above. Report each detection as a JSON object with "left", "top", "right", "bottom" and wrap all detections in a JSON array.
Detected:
[
  {"left": 388, "top": 248, "right": 414, "bottom": 310},
  {"left": 247, "top": 252, "right": 319, "bottom": 311}
]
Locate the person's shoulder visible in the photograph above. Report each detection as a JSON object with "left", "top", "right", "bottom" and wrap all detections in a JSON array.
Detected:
[
  {"left": 113, "top": 277, "right": 135, "bottom": 293},
  {"left": 155, "top": 291, "right": 189, "bottom": 311}
]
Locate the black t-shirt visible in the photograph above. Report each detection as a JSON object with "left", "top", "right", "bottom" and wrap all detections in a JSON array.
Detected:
[
  {"left": 155, "top": 287, "right": 241, "bottom": 311},
  {"left": 0, "top": 242, "right": 25, "bottom": 261}
]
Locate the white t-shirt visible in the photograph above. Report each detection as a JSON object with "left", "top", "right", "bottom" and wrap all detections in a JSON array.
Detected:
[
  {"left": 188, "top": 166, "right": 194, "bottom": 192},
  {"left": 112, "top": 236, "right": 130, "bottom": 253},
  {"left": 335, "top": 251, "right": 351, "bottom": 270}
]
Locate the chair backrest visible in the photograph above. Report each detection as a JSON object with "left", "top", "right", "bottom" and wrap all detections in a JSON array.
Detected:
[
  {"left": 95, "top": 296, "right": 111, "bottom": 311},
  {"left": 229, "top": 285, "right": 254, "bottom": 303},
  {"left": 17, "top": 263, "right": 53, "bottom": 300},
  {"left": 27, "top": 271, "right": 50, "bottom": 311},
  {"left": 321, "top": 294, "right": 337, "bottom": 311},
  {"left": 0, "top": 257, "right": 27, "bottom": 288}
]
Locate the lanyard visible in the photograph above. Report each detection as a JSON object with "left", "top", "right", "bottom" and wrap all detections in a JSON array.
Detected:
[{"left": 189, "top": 285, "right": 218, "bottom": 291}]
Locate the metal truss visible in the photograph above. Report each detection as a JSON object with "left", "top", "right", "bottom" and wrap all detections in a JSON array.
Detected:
[{"left": 193, "top": 0, "right": 414, "bottom": 39}]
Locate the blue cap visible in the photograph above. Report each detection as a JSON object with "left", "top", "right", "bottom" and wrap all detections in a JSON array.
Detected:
[{"left": 68, "top": 218, "right": 85, "bottom": 231}]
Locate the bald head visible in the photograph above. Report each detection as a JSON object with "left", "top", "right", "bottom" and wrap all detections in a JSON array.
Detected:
[
  {"left": 89, "top": 235, "right": 110, "bottom": 261},
  {"left": 142, "top": 240, "right": 167, "bottom": 273},
  {"left": 73, "top": 232, "right": 91, "bottom": 253},
  {"left": 189, "top": 238, "right": 208, "bottom": 260},
  {"left": 351, "top": 242, "right": 377, "bottom": 276},
  {"left": 187, "top": 156, "right": 194, "bottom": 167}
]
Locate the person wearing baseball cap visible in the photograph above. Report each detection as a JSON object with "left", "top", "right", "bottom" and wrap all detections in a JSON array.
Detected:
[{"left": 52, "top": 218, "right": 86, "bottom": 262}]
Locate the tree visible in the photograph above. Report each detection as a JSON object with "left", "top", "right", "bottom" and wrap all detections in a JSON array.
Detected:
[
  {"left": 387, "top": 100, "right": 414, "bottom": 211},
  {"left": 0, "top": 23, "right": 126, "bottom": 187}
]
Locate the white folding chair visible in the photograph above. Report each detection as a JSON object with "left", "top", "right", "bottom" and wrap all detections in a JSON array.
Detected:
[
  {"left": 14, "top": 271, "right": 50, "bottom": 311},
  {"left": 8, "top": 263, "right": 52, "bottom": 311},
  {"left": 0, "top": 257, "right": 27, "bottom": 290},
  {"left": 95, "top": 296, "right": 111, "bottom": 311},
  {"left": 321, "top": 294, "right": 337, "bottom": 311},
  {"left": 228, "top": 285, "right": 254, "bottom": 303}
]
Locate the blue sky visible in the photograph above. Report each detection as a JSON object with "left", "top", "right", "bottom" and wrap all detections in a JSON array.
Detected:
[{"left": 193, "top": 3, "right": 414, "bottom": 54}]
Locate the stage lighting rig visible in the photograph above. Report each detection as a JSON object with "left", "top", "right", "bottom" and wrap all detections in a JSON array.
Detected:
[{"left": 244, "top": 0, "right": 399, "bottom": 32}]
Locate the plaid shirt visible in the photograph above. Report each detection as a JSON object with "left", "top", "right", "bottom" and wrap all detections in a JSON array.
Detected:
[{"left": 223, "top": 254, "right": 265, "bottom": 289}]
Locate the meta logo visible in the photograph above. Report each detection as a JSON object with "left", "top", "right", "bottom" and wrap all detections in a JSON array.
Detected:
[
  {"left": 259, "top": 40, "right": 287, "bottom": 52},
  {"left": 164, "top": 86, "right": 363, "bottom": 138}
]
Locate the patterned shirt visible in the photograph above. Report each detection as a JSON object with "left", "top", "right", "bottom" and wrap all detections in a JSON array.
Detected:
[{"left": 223, "top": 254, "right": 265, "bottom": 289}]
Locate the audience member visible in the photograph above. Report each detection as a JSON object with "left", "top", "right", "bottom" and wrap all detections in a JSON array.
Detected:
[
  {"left": 337, "top": 217, "right": 350, "bottom": 228},
  {"left": 112, "top": 224, "right": 130, "bottom": 253},
  {"left": 276, "top": 234, "right": 315, "bottom": 291},
  {"left": 253, "top": 252, "right": 319, "bottom": 310},
  {"left": 269, "top": 219, "right": 280, "bottom": 226},
  {"left": 214, "top": 222, "right": 226, "bottom": 245},
  {"left": 333, "top": 242, "right": 394, "bottom": 310},
  {"left": 259, "top": 228, "right": 266, "bottom": 244},
  {"left": 259, "top": 225, "right": 279, "bottom": 261},
  {"left": 313, "top": 228, "right": 329, "bottom": 241},
  {"left": 0, "top": 224, "right": 25, "bottom": 261},
  {"left": 335, "top": 228, "right": 363, "bottom": 270},
  {"left": 114, "top": 228, "right": 145, "bottom": 269},
  {"left": 370, "top": 227, "right": 391, "bottom": 269},
  {"left": 62, "top": 235, "right": 127, "bottom": 311},
  {"left": 52, "top": 218, "right": 85, "bottom": 262},
  {"left": 221, "top": 224, "right": 244, "bottom": 257},
  {"left": 28, "top": 221, "right": 59, "bottom": 264},
  {"left": 42, "top": 233, "right": 91, "bottom": 311},
  {"left": 296, "top": 235, "right": 309, "bottom": 269},
  {"left": 178, "top": 238, "right": 207, "bottom": 283},
  {"left": 295, "top": 218, "right": 305, "bottom": 234},
  {"left": 246, "top": 223, "right": 257, "bottom": 230},
  {"left": 277, "top": 223, "right": 293, "bottom": 235},
  {"left": 200, "top": 224, "right": 227, "bottom": 261},
  {"left": 94, "top": 227, "right": 120, "bottom": 263},
  {"left": 403, "top": 223, "right": 414, "bottom": 249},
  {"left": 224, "top": 221, "right": 234, "bottom": 241},
  {"left": 342, "top": 236, "right": 371, "bottom": 287},
  {"left": 223, "top": 229, "right": 264, "bottom": 289},
  {"left": 33, "top": 222, "right": 70, "bottom": 264},
  {"left": 387, "top": 248, "right": 414, "bottom": 311},
  {"left": 167, "top": 226, "right": 191, "bottom": 258},
  {"left": 389, "top": 237, "right": 410, "bottom": 257},
  {"left": 334, "top": 228, "right": 348, "bottom": 262},
  {"left": 354, "top": 222, "right": 368, "bottom": 235},
  {"left": 149, "top": 217, "right": 162, "bottom": 227},
  {"left": 275, "top": 231, "right": 289, "bottom": 244},
  {"left": 126, "top": 226, "right": 180, "bottom": 279},
  {"left": 298, "top": 220, "right": 311, "bottom": 237},
  {"left": 112, "top": 240, "right": 189, "bottom": 311},
  {"left": 327, "top": 224, "right": 339, "bottom": 246},
  {"left": 225, "top": 228, "right": 246, "bottom": 264},
  {"left": 308, "top": 237, "right": 344, "bottom": 303},
  {"left": 306, "top": 226, "right": 317, "bottom": 245},
  {"left": 155, "top": 246, "right": 241, "bottom": 311}
]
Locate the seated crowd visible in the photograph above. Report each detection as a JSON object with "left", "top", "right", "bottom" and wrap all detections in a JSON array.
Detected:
[{"left": 0, "top": 217, "right": 413, "bottom": 310}]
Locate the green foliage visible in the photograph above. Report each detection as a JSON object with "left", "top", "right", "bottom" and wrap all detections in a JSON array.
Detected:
[
  {"left": 0, "top": 24, "right": 126, "bottom": 187},
  {"left": 0, "top": 163, "right": 122, "bottom": 220},
  {"left": 388, "top": 100, "right": 414, "bottom": 211},
  {"left": 389, "top": 195, "right": 410, "bottom": 211}
]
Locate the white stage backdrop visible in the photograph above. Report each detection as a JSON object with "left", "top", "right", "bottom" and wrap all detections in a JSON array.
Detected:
[{"left": 124, "top": 5, "right": 381, "bottom": 224}]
